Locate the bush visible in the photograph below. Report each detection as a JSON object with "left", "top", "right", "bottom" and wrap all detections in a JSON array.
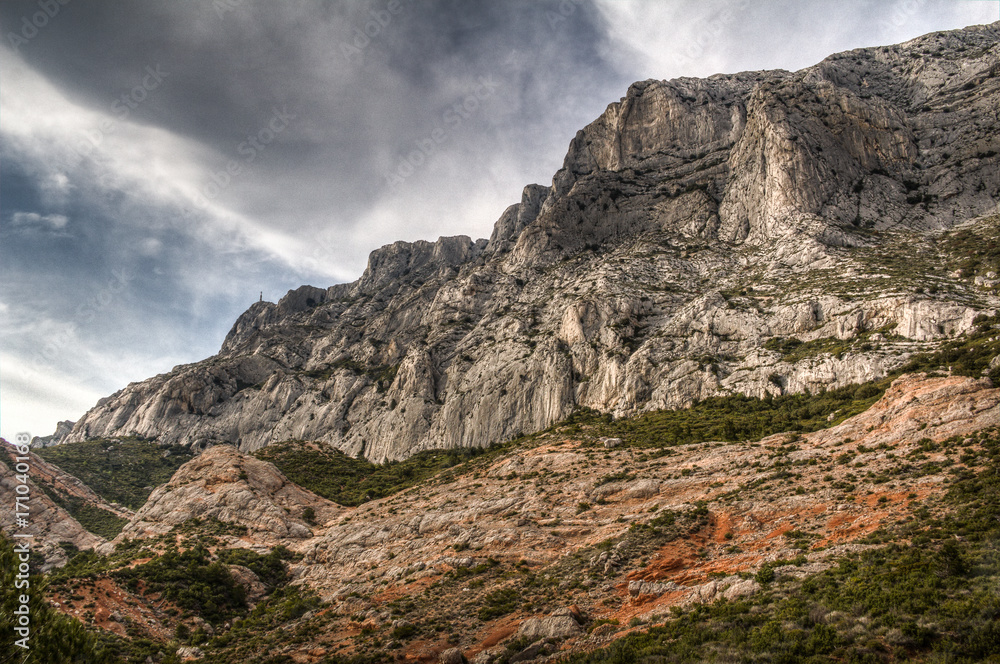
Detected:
[
  {"left": 0, "top": 534, "right": 122, "bottom": 663},
  {"left": 253, "top": 442, "right": 487, "bottom": 506},
  {"left": 36, "top": 440, "right": 194, "bottom": 509},
  {"left": 112, "top": 545, "right": 247, "bottom": 624}
]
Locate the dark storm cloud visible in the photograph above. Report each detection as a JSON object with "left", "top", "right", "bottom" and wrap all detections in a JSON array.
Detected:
[{"left": 1, "top": 0, "right": 626, "bottom": 235}]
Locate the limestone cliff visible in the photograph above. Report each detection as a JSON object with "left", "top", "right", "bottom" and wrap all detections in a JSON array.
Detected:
[{"left": 61, "top": 22, "right": 1000, "bottom": 461}]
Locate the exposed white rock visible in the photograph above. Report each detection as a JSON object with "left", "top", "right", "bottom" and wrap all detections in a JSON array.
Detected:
[
  {"left": 107, "top": 445, "right": 340, "bottom": 549},
  {"left": 54, "top": 22, "right": 1000, "bottom": 462}
]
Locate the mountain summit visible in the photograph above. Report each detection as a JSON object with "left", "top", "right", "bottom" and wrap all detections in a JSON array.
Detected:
[{"left": 57, "top": 22, "right": 1000, "bottom": 461}]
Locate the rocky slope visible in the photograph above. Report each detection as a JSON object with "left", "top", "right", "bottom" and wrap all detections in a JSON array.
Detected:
[
  {"left": 110, "top": 444, "right": 341, "bottom": 546},
  {"left": 0, "top": 446, "right": 131, "bottom": 568},
  {"left": 57, "top": 22, "right": 1000, "bottom": 462},
  {"left": 34, "top": 371, "right": 1000, "bottom": 663}
]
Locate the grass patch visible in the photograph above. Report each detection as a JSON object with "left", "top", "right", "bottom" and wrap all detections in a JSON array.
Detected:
[
  {"left": 568, "top": 381, "right": 886, "bottom": 448},
  {"left": 253, "top": 442, "right": 487, "bottom": 506},
  {"left": 35, "top": 439, "right": 194, "bottom": 510},
  {"left": 0, "top": 449, "right": 129, "bottom": 539}
]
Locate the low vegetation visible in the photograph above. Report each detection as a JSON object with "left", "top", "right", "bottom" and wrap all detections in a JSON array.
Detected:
[
  {"left": 253, "top": 441, "right": 487, "bottom": 506},
  {"left": 35, "top": 438, "right": 194, "bottom": 510},
  {"left": 564, "top": 428, "right": 1000, "bottom": 664},
  {"left": 896, "top": 312, "right": 1000, "bottom": 383},
  {"left": 562, "top": 380, "right": 886, "bottom": 449},
  {"left": 941, "top": 213, "right": 1000, "bottom": 281},
  {"left": 17, "top": 311, "right": 999, "bottom": 662},
  {"left": 1, "top": 533, "right": 122, "bottom": 664},
  {"left": 0, "top": 451, "right": 129, "bottom": 539}
]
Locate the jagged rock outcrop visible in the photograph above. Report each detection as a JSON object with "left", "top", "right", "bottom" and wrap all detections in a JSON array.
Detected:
[
  {"left": 106, "top": 445, "right": 340, "bottom": 548},
  {"left": 30, "top": 420, "right": 75, "bottom": 448},
  {"left": 58, "top": 22, "right": 1000, "bottom": 461}
]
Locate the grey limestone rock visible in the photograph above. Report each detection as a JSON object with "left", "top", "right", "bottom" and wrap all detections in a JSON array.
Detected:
[{"left": 57, "top": 22, "right": 1000, "bottom": 462}]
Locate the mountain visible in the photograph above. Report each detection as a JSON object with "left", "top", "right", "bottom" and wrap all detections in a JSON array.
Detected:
[
  {"left": 52, "top": 22, "right": 1000, "bottom": 463},
  {"left": 4, "top": 21, "right": 1000, "bottom": 664}
]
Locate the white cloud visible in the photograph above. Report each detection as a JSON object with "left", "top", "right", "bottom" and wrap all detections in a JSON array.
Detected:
[
  {"left": 0, "top": 352, "right": 106, "bottom": 441},
  {"left": 593, "top": 0, "right": 1000, "bottom": 81},
  {"left": 0, "top": 305, "right": 192, "bottom": 442},
  {"left": 0, "top": 46, "right": 348, "bottom": 280},
  {"left": 10, "top": 211, "right": 69, "bottom": 229}
]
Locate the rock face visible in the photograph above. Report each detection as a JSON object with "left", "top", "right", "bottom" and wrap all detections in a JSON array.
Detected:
[
  {"left": 30, "top": 420, "right": 75, "bottom": 449},
  {"left": 516, "top": 612, "right": 584, "bottom": 640},
  {"left": 60, "top": 22, "right": 1000, "bottom": 461},
  {"left": 108, "top": 445, "right": 340, "bottom": 547},
  {"left": 0, "top": 446, "right": 113, "bottom": 568}
]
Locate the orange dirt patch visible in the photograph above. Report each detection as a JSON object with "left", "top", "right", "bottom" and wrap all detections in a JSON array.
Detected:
[
  {"left": 401, "top": 637, "right": 452, "bottom": 663},
  {"left": 469, "top": 618, "right": 519, "bottom": 658},
  {"left": 711, "top": 512, "right": 734, "bottom": 543},
  {"left": 372, "top": 574, "right": 440, "bottom": 602}
]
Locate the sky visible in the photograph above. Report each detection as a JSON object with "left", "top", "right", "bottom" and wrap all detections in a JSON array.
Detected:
[{"left": 1, "top": 0, "right": 998, "bottom": 442}]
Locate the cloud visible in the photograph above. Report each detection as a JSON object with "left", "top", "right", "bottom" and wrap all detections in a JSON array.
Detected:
[
  {"left": 0, "top": 352, "right": 107, "bottom": 439},
  {"left": 11, "top": 211, "right": 68, "bottom": 229},
  {"left": 593, "top": 0, "right": 999, "bottom": 80}
]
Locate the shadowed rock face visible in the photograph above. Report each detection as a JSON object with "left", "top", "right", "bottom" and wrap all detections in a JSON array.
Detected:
[{"left": 61, "top": 22, "right": 1000, "bottom": 461}]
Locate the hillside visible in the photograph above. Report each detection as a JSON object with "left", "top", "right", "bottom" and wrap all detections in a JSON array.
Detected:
[{"left": 4, "top": 361, "right": 999, "bottom": 663}]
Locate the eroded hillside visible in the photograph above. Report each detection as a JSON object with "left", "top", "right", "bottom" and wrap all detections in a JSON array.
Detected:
[{"left": 5, "top": 347, "right": 999, "bottom": 662}]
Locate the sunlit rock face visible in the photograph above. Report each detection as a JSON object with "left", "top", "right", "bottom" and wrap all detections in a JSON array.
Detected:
[{"left": 62, "top": 22, "right": 1000, "bottom": 461}]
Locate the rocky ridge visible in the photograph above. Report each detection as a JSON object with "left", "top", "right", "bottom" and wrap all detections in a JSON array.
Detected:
[
  {"left": 109, "top": 445, "right": 341, "bottom": 546},
  {"left": 37, "top": 371, "right": 1000, "bottom": 663},
  {"left": 54, "top": 22, "right": 1000, "bottom": 463}
]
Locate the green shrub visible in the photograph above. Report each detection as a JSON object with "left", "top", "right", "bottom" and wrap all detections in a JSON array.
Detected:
[
  {"left": 112, "top": 545, "right": 247, "bottom": 624},
  {"left": 477, "top": 587, "right": 521, "bottom": 621},
  {"left": 36, "top": 439, "right": 194, "bottom": 509},
  {"left": 0, "top": 534, "right": 122, "bottom": 663},
  {"left": 254, "top": 442, "right": 486, "bottom": 506}
]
